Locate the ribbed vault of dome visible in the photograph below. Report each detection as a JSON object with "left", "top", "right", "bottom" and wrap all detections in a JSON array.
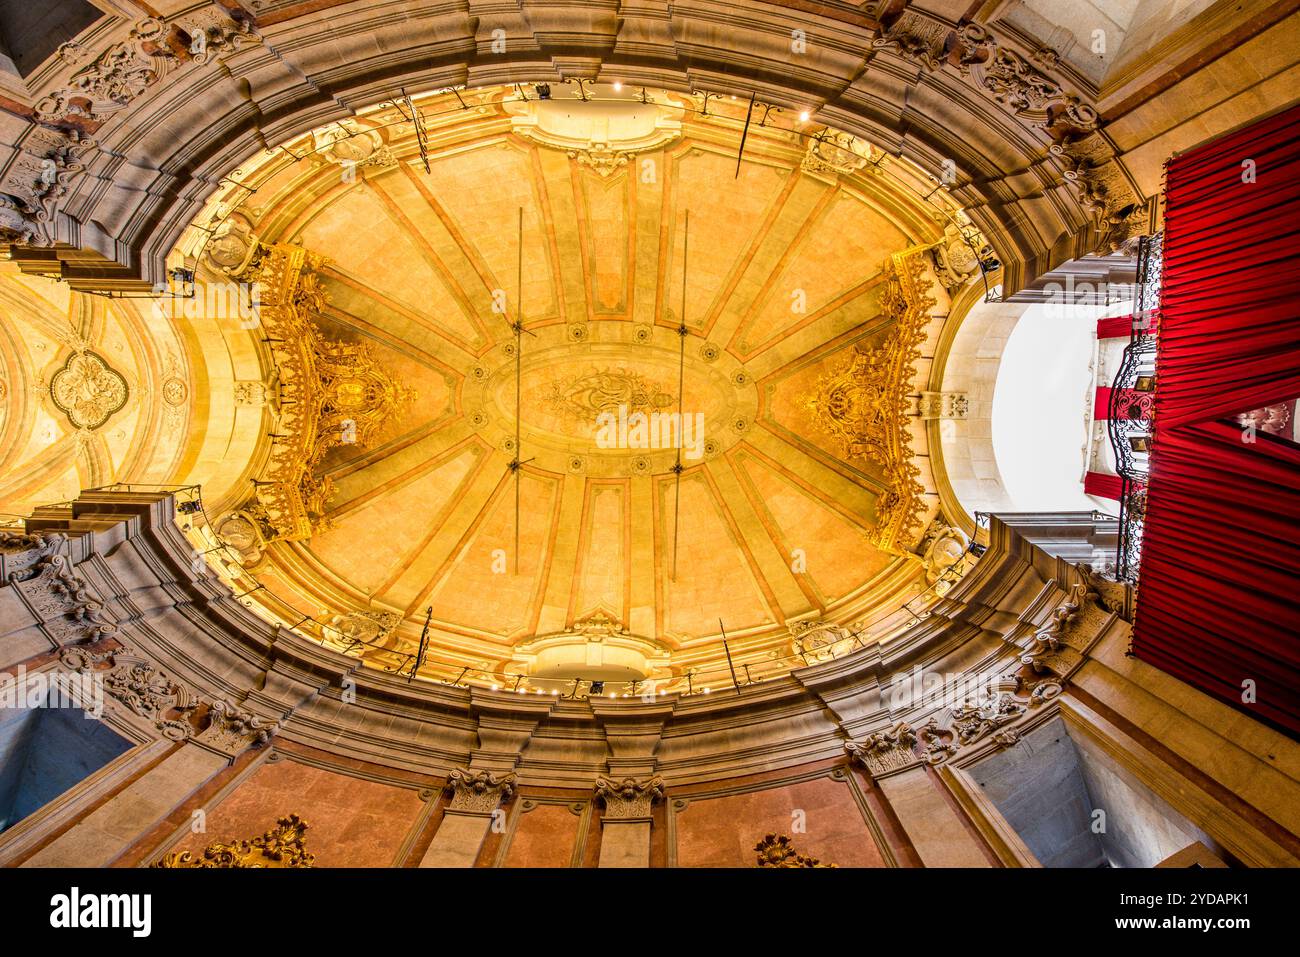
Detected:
[{"left": 173, "top": 85, "right": 980, "bottom": 687}]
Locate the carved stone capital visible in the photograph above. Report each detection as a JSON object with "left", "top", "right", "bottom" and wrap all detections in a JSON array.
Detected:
[
  {"left": 594, "top": 775, "right": 665, "bottom": 819},
  {"left": 845, "top": 721, "right": 920, "bottom": 780},
  {"left": 444, "top": 768, "right": 517, "bottom": 814}
]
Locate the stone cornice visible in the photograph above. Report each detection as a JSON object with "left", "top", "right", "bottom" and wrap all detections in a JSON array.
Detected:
[
  {"left": 1, "top": 490, "right": 1128, "bottom": 789},
  {"left": 2, "top": 0, "right": 1148, "bottom": 298}
]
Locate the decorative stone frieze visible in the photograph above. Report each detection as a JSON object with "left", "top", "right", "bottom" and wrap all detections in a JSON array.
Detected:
[
  {"left": 1022, "top": 581, "right": 1107, "bottom": 676},
  {"left": 444, "top": 769, "right": 518, "bottom": 814},
  {"left": 594, "top": 775, "right": 665, "bottom": 819},
  {"left": 7, "top": 547, "right": 117, "bottom": 644},
  {"left": 845, "top": 721, "right": 920, "bottom": 780}
]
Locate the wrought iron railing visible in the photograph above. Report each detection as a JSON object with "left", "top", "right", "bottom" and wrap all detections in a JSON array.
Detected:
[{"left": 1109, "top": 232, "right": 1162, "bottom": 581}]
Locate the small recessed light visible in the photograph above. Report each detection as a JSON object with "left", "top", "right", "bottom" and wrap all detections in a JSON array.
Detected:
[
  {"left": 799, "top": 111, "right": 810, "bottom": 122},
  {"left": 613, "top": 81, "right": 623, "bottom": 92}
]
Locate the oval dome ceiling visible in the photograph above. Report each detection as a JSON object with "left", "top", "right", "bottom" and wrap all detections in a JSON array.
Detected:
[{"left": 171, "top": 84, "right": 986, "bottom": 690}]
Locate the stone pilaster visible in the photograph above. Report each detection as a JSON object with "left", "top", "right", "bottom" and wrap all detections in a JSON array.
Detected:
[
  {"left": 419, "top": 768, "right": 517, "bottom": 867},
  {"left": 593, "top": 775, "right": 664, "bottom": 868}
]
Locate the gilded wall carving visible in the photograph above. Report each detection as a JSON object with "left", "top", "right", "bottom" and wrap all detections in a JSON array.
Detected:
[
  {"left": 234, "top": 243, "right": 415, "bottom": 543},
  {"left": 155, "top": 815, "right": 314, "bottom": 868},
  {"left": 754, "top": 834, "right": 835, "bottom": 868}
]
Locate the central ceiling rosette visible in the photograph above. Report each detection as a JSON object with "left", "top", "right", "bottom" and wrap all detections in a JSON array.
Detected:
[{"left": 168, "top": 84, "right": 988, "bottom": 693}]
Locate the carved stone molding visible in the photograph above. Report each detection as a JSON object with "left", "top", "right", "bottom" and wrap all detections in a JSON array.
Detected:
[
  {"left": 444, "top": 768, "right": 517, "bottom": 814},
  {"left": 0, "top": 531, "right": 67, "bottom": 583},
  {"left": 845, "top": 721, "right": 920, "bottom": 780},
  {"left": 950, "top": 691, "right": 1027, "bottom": 747},
  {"left": 866, "top": 10, "right": 1148, "bottom": 254},
  {"left": 58, "top": 645, "right": 277, "bottom": 755},
  {"left": 594, "top": 775, "right": 665, "bottom": 820},
  {"left": 0, "top": 129, "right": 97, "bottom": 245},
  {"left": 60, "top": 645, "right": 193, "bottom": 739},
  {"left": 34, "top": 8, "right": 257, "bottom": 128},
  {"left": 154, "top": 814, "right": 313, "bottom": 868}
]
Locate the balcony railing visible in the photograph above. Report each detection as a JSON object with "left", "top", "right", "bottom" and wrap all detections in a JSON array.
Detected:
[{"left": 1109, "top": 232, "right": 1162, "bottom": 582}]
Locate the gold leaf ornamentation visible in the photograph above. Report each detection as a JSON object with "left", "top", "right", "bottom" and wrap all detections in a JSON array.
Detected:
[
  {"left": 754, "top": 833, "right": 835, "bottom": 868},
  {"left": 154, "top": 814, "right": 314, "bottom": 868},
  {"left": 804, "top": 248, "right": 934, "bottom": 553}
]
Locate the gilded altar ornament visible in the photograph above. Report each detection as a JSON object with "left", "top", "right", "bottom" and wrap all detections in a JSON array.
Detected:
[
  {"left": 803, "top": 248, "right": 934, "bottom": 553},
  {"left": 237, "top": 242, "right": 415, "bottom": 542},
  {"left": 154, "top": 815, "right": 314, "bottom": 868},
  {"left": 754, "top": 834, "right": 835, "bottom": 868}
]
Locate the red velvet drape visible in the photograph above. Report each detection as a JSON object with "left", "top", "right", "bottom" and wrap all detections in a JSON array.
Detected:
[
  {"left": 1095, "top": 314, "right": 1135, "bottom": 339},
  {"left": 1083, "top": 471, "right": 1123, "bottom": 500},
  {"left": 1133, "top": 104, "right": 1300, "bottom": 738}
]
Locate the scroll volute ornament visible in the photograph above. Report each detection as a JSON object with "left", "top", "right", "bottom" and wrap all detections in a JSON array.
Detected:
[{"left": 155, "top": 815, "right": 313, "bottom": 868}]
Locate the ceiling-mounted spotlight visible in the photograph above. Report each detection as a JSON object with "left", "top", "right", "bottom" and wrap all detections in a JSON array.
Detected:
[{"left": 535, "top": 83, "right": 551, "bottom": 100}]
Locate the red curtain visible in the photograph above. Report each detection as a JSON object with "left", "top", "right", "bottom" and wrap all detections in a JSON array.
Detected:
[
  {"left": 1096, "top": 314, "right": 1134, "bottom": 339},
  {"left": 1133, "top": 104, "right": 1300, "bottom": 738},
  {"left": 1083, "top": 471, "right": 1123, "bottom": 500},
  {"left": 1155, "top": 107, "right": 1300, "bottom": 428},
  {"left": 1094, "top": 386, "right": 1143, "bottom": 420}
]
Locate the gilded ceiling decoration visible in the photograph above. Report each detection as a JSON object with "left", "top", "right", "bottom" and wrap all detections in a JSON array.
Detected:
[
  {"left": 48, "top": 350, "right": 129, "bottom": 431},
  {"left": 232, "top": 242, "right": 416, "bottom": 544},
  {"left": 803, "top": 249, "right": 934, "bottom": 554},
  {"left": 166, "top": 84, "right": 983, "bottom": 691}
]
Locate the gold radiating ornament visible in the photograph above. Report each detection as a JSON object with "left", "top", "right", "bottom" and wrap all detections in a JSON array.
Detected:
[
  {"left": 240, "top": 243, "right": 415, "bottom": 542},
  {"left": 804, "top": 247, "right": 934, "bottom": 554}
]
